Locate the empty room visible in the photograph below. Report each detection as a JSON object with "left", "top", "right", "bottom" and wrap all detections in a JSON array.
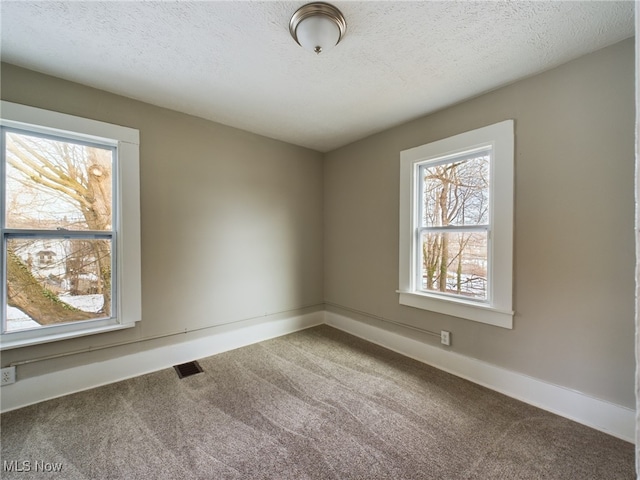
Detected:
[{"left": 0, "top": 1, "right": 637, "bottom": 479}]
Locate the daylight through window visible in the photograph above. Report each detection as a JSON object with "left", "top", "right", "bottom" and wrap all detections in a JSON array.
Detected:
[
  {"left": 3, "top": 130, "right": 115, "bottom": 332},
  {"left": 1, "top": 101, "right": 141, "bottom": 349},
  {"left": 418, "top": 148, "right": 490, "bottom": 301},
  {"left": 399, "top": 120, "right": 514, "bottom": 328}
]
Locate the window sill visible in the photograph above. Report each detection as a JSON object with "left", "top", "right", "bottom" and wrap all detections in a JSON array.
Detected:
[
  {"left": 397, "top": 291, "right": 513, "bottom": 329},
  {"left": 0, "top": 322, "right": 135, "bottom": 351}
]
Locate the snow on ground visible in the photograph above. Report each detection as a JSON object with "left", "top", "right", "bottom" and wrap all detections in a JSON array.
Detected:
[
  {"left": 59, "top": 294, "right": 103, "bottom": 313},
  {"left": 6, "top": 294, "right": 104, "bottom": 332},
  {"left": 5, "top": 309, "right": 40, "bottom": 330}
]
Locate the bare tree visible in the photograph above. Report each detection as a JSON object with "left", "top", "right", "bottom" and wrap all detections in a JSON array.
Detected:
[
  {"left": 7, "top": 247, "right": 98, "bottom": 324},
  {"left": 5, "top": 132, "right": 112, "bottom": 325},
  {"left": 421, "top": 154, "right": 489, "bottom": 298}
]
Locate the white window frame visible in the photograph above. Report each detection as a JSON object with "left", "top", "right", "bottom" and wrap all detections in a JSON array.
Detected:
[
  {"left": 0, "top": 101, "right": 141, "bottom": 349},
  {"left": 398, "top": 120, "right": 514, "bottom": 328}
]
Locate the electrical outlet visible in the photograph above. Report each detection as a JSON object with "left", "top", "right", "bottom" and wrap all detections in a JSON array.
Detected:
[
  {"left": 440, "top": 330, "right": 451, "bottom": 346},
  {"left": 1, "top": 366, "right": 16, "bottom": 386}
]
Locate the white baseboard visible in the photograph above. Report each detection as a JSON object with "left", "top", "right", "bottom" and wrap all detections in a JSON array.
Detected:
[
  {"left": 325, "top": 310, "right": 635, "bottom": 443},
  {"left": 0, "top": 310, "right": 323, "bottom": 413}
]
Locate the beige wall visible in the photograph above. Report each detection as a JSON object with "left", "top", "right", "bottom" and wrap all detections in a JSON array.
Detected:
[
  {"left": 0, "top": 38, "right": 635, "bottom": 411},
  {"left": 1, "top": 63, "right": 324, "bottom": 376},
  {"left": 324, "top": 38, "right": 636, "bottom": 409}
]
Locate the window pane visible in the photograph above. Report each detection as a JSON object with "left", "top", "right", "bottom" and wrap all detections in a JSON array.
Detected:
[
  {"left": 5, "top": 237, "right": 111, "bottom": 332},
  {"left": 4, "top": 131, "right": 113, "bottom": 231},
  {"left": 419, "top": 231, "right": 488, "bottom": 300},
  {"left": 421, "top": 151, "right": 490, "bottom": 227}
]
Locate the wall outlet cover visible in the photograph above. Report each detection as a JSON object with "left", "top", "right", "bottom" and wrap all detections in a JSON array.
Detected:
[{"left": 1, "top": 366, "right": 16, "bottom": 386}]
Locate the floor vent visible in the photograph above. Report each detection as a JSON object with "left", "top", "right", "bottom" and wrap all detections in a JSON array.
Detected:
[{"left": 173, "top": 361, "right": 203, "bottom": 379}]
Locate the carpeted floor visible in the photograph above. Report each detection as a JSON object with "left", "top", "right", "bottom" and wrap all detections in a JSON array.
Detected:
[{"left": 0, "top": 325, "right": 635, "bottom": 479}]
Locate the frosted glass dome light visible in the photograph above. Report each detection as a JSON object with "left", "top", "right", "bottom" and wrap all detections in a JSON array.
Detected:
[{"left": 289, "top": 3, "right": 347, "bottom": 55}]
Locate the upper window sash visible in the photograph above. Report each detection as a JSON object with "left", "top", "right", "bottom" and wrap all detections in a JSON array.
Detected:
[{"left": 2, "top": 126, "right": 118, "bottom": 233}]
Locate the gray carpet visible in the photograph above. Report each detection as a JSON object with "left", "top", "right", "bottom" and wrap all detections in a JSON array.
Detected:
[{"left": 1, "top": 325, "right": 635, "bottom": 479}]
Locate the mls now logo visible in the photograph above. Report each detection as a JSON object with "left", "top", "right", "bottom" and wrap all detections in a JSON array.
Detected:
[{"left": 3, "top": 460, "right": 63, "bottom": 472}]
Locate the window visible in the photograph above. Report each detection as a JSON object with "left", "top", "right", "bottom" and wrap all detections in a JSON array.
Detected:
[
  {"left": 37, "top": 250, "right": 56, "bottom": 267},
  {"left": 399, "top": 120, "right": 514, "bottom": 328},
  {"left": 1, "top": 102, "right": 141, "bottom": 349}
]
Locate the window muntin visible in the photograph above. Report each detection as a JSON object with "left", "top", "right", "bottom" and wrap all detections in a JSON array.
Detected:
[
  {"left": 1, "top": 101, "right": 141, "bottom": 349},
  {"left": 399, "top": 120, "right": 513, "bottom": 328}
]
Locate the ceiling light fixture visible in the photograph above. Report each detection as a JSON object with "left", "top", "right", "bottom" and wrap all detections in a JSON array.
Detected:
[{"left": 289, "top": 2, "right": 346, "bottom": 55}]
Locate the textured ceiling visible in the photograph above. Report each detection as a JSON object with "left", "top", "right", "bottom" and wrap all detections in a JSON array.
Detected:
[{"left": 0, "top": 1, "right": 635, "bottom": 152}]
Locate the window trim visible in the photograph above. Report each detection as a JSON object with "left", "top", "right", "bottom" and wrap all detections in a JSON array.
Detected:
[
  {"left": 398, "top": 120, "right": 514, "bottom": 329},
  {"left": 0, "top": 101, "right": 141, "bottom": 349}
]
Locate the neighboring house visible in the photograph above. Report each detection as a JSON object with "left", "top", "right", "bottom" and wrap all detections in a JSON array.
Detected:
[{"left": 14, "top": 239, "right": 99, "bottom": 296}]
